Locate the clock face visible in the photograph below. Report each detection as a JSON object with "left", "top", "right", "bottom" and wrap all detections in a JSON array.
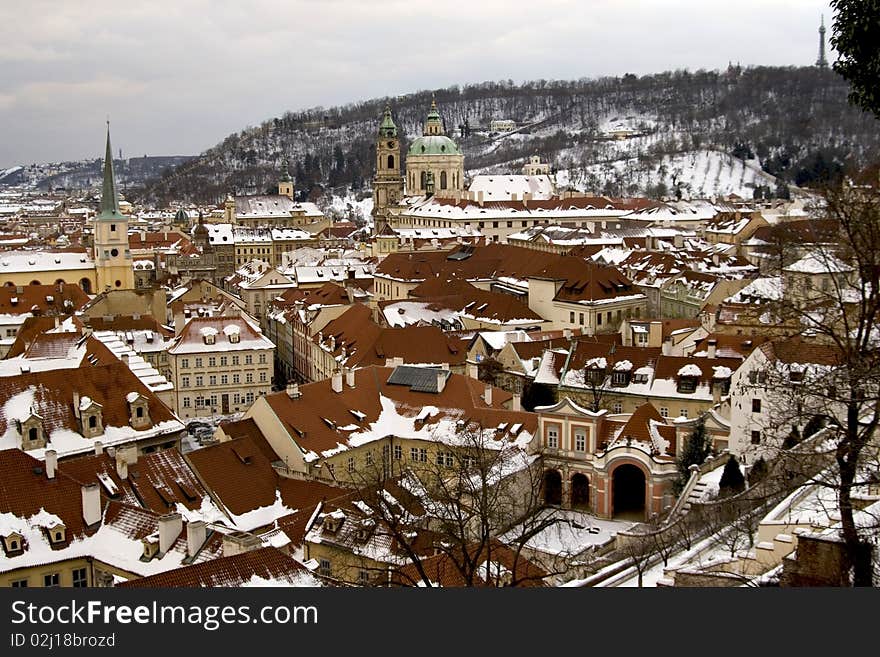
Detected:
[{"left": 387, "top": 141, "right": 396, "bottom": 149}]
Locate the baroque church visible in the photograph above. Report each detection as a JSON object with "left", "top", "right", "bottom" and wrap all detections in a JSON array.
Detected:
[{"left": 371, "top": 98, "right": 465, "bottom": 234}]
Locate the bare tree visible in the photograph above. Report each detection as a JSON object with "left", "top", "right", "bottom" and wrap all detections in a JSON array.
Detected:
[
  {"left": 744, "top": 181, "right": 880, "bottom": 585},
  {"left": 340, "top": 422, "right": 575, "bottom": 587}
]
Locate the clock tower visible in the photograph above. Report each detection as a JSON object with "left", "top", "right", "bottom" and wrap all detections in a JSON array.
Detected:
[
  {"left": 372, "top": 105, "right": 404, "bottom": 236},
  {"left": 94, "top": 124, "right": 135, "bottom": 291}
]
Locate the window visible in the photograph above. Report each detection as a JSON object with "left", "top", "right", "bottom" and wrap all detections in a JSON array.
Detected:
[
  {"left": 419, "top": 448, "right": 427, "bottom": 462},
  {"left": 752, "top": 398, "right": 762, "bottom": 413},
  {"left": 245, "top": 392, "right": 254, "bottom": 404},
  {"left": 245, "top": 355, "right": 253, "bottom": 365},
  {"left": 181, "top": 359, "right": 189, "bottom": 369},
  {"left": 659, "top": 407, "right": 669, "bottom": 418},
  {"left": 574, "top": 429, "right": 586, "bottom": 452},
  {"left": 72, "top": 568, "right": 87, "bottom": 588},
  {"left": 579, "top": 312, "right": 584, "bottom": 326},
  {"left": 597, "top": 313, "right": 602, "bottom": 326},
  {"left": 195, "top": 358, "right": 203, "bottom": 368},
  {"left": 246, "top": 373, "right": 254, "bottom": 384},
  {"left": 318, "top": 559, "right": 331, "bottom": 577},
  {"left": 259, "top": 353, "right": 267, "bottom": 364},
  {"left": 411, "top": 447, "right": 419, "bottom": 462},
  {"left": 136, "top": 406, "right": 144, "bottom": 418},
  {"left": 209, "top": 375, "right": 217, "bottom": 386},
  {"left": 195, "top": 375, "right": 203, "bottom": 387},
  {"left": 232, "top": 356, "right": 240, "bottom": 366},
  {"left": 183, "top": 397, "right": 191, "bottom": 408},
  {"left": 43, "top": 573, "right": 60, "bottom": 588},
  {"left": 547, "top": 427, "right": 559, "bottom": 449},
  {"left": 570, "top": 311, "right": 575, "bottom": 324},
  {"left": 208, "top": 357, "right": 216, "bottom": 367},
  {"left": 611, "top": 371, "right": 628, "bottom": 386},
  {"left": 612, "top": 402, "right": 623, "bottom": 413},
  {"left": 182, "top": 376, "right": 190, "bottom": 388},
  {"left": 233, "top": 374, "right": 240, "bottom": 384},
  {"left": 680, "top": 409, "right": 688, "bottom": 418},
  {"left": 88, "top": 415, "right": 97, "bottom": 429},
  {"left": 110, "top": 224, "right": 116, "bottom": 232},
  {"left": 221, "top": 375, "right": 228, "bottom": 385},
  {"left": 11, "top": 579, "right": 28, "bottom": 588},
  {"left": 751, "top": 430, "right": 761, "bottom": 445},
  {"left": 445, "top": 452, "right": 454, "bottom": 467},
  {"left": 259, "top": 372, "right": 267, "bottom": 382},
  {"left": 347, "top": 457, "right": 354, "bottom": 473},
  {"left": 393, "top": 445, "right": 402, "bottom": 460},
  {"left": 220, "top": 356, "right": 227, "bottom": 367}
]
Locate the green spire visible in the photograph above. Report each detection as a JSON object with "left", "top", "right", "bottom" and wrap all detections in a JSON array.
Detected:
[
  {"left": 379, "top": 105, "right": 397, "bottom": 137},
  {"left": 97, "top": 122, "right": 125, "bottom": 222}
]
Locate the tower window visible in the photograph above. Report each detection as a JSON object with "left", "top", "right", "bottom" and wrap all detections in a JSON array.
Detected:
[
  {"left": 387, "top": 154, "right": 394, "bottom": 169},
  {"left": 110, "top": 224, "right": 116, "bottom": 232},
  {"left": 110, "top": 248, "right": 119, "bottom": 257},
  {"left": 440, "top": 171, "right": 447, "bottom": 189}
]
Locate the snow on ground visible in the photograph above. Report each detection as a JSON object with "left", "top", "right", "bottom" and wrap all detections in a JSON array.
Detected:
[{"left": 504, "top": 509, "right": 635, "bottom": 556}]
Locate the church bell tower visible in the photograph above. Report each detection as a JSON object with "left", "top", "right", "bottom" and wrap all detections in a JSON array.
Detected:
[
  {"left": 372, "top": 105, "right": 404, "bottom": 235},
  {"left": 94, "top": 123, "right": 135, "bottom": 291}
]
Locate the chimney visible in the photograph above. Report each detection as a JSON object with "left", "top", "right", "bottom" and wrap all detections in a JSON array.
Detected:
[
  {"left": 512, "top": 395, "right": 522, "bottom": 412},
  {"left": 186, "top": 520, "right": 207, "bottom": 558},
  {"left": 563, "top": 328, "right": 573, "bottom": 339},
  {"left": 662, "top": 338, "right": 672, "bottom": 356},
  {"left": 712, "top": 382, "right": 722, "bottom": 405},
  {"left": 345, "top": 367, "right": 356, "bottom": 388},
  {"left": 707, "top": 339, "right": 717, "bottom": 359},
  {"left": 73, "top": 392, "right": 81, "bottom": 418},
  {"left": 94, "top": 440, "right": 103, "bottom": 455},
  {"left": 116, "top": 453, "right": 128, "bottom": 480},
  {"left": 436, "top": 370, "right": 447, "bottom": 393},
  {"left": 331, "top": 370, "right": 343, "bottom": 393},
  {"left": 45, "top": 449, "right": 57, "bottom": 479},
  {"left": 467, "top": 363, "right": 479, "bottom": 380},
  {"left": 477, "top": 190, "right": 484, "bottom": 206},
  {"left": 158, "top": 513, "right": 183, "bottom": 555},
  {"left": 286, "top": 382, "right": 301, "bottom": 399},
  {"left": 82, "top": 484, "right": 101, "bottom": 527},
  {"left": 483, "top": 385, "right": 493, "bottom": 406}
]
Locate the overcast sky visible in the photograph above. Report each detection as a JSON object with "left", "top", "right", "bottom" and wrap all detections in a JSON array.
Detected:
[{"left": 0, "top": 0, "right": 836, "bottom": 167}]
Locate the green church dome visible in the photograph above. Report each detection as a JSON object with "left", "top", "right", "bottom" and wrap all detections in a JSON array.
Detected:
[{"left": 407, "top": 135, "right": 462, "bottom": 156}]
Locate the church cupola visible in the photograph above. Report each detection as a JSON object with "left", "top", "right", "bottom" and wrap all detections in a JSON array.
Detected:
[{"left": 424, "top": 97, "right": 444, "bottom": 136}]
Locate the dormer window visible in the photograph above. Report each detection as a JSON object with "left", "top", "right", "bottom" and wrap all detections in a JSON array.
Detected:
[
  {"left": 3, "top": 533, "right": 24, "bottom": 555},
  {"left": 79, "top": 397, "right": 104, "bottom": 439},
  {"left": 611, "top": 371, "right": 630, "bottom": 387},
  {"left": 677, "top": 376, "right": 698, "bottom": 393},
  {"left": 20, "top": 414, "right": 46, "bottom": 451},
  {"left": 228, "top": 332, "right": 240, "bottom": 344},
  {"left": 46, "top": 524, "right": 66, "bottom": 545},
  {"left": 142, "top": 535, "right": 160, "bottom": 560},
  {"left": 127, "top": 393, "right": 152, "bottom": 430},
  {"left": 204, "top": 333, "right": 215, "bottom": 345}
]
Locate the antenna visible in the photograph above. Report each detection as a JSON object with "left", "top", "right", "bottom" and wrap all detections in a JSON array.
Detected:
[{"left": 816, "top": 14, "right": 828, "bottom": 69}]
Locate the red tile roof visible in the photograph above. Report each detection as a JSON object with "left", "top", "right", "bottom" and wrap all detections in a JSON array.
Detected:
[
  {"left": 0, "top": 283, "right": 89, "bottom": 316},
  {"left": 118, "top": 546, "right": 312, "bottom": 587}
]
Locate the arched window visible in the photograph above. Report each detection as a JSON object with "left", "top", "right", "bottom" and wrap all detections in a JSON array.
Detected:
[
  {"left": 80, "top": 278, "right": 92, "bottom": 294},
  {"left": 387, "top": 154, "right": 395, "bottom": 170},
  {"left": 88, "top": 415, "right": 97, "bottom": 429},
  {"left": 420, "top": 171, "right": 427, "bottom": 191},
  {"left": 440, "top": 171, "right": 447, "bottom": 189},
  {"left": 136, "top": 406, "right": 144, "bottom": 418},
  {"left": 28, "top": 427, "right": 38, "bottom": 442}
]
